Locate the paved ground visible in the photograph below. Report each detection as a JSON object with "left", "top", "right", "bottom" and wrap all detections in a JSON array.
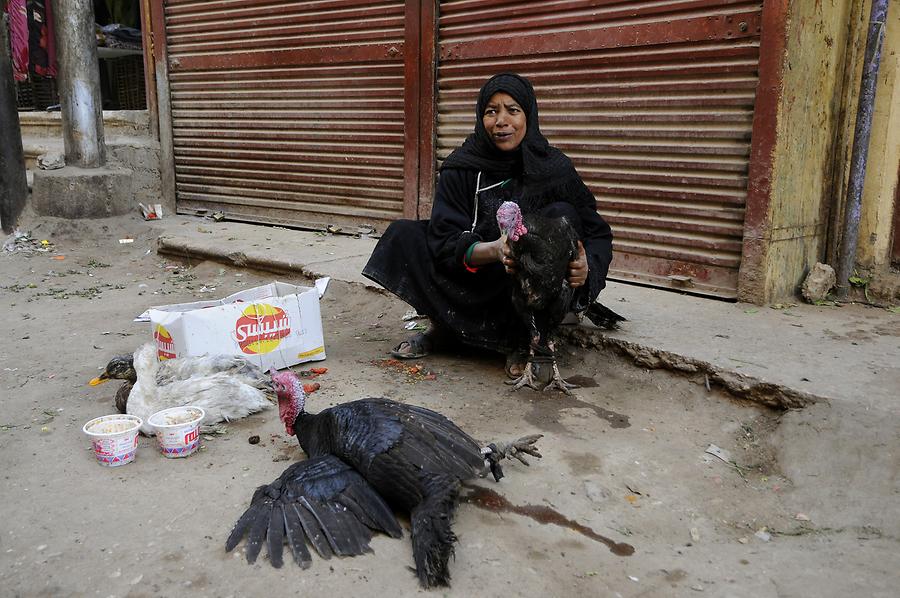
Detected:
[{"left": 0, "top": 212, "right": 897, "bottom": 598}]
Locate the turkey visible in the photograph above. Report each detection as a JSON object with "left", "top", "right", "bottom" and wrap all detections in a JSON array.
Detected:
[
  {"left": 226, "top": 370, "right": 542, "bottom": 588},
  {"left": 89, "top": 343, "right": 277, "bottom": 435},
  {"left": 497, "top": 201, "right": 625, "bottom": 394}
]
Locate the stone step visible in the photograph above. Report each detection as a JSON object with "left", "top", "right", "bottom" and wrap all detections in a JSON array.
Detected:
[
  {"left": 22, "top": 135, "right": 157, "bottom": 169},
  {"left": 17, "top": 109, "right": 161, "bottom": 207},
  {"left": 18, "top": 109, "right": 151, "bottom": 139},
  {"left": 22, "top": 139, "right": 63, "bottom": 170},
  {"left": 32, "top": 166, "right": 135, "bottom": 218}
]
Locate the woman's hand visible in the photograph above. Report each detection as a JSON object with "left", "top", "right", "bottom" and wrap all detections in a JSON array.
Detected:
[
  {"left": 568, "top": 241, "right": 588, "bottom": 288},
  {"left": 467, "top": 238, "right": 513, "bottom": 269},
  {"left": 500, "top": 237, "right": 516, "bottom": 274}
]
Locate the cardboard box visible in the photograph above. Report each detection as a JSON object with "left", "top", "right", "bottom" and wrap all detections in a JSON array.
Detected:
[{"left": 147, "top": 281, "right": 326, "bottom": 370}]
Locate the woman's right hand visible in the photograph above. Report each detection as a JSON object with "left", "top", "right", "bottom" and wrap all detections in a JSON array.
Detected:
[{"left": 467, "top": 238, "right": 514, "bottom": 271}]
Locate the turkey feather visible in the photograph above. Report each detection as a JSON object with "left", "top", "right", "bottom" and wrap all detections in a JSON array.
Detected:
[
  {"left": 267, "top": 505, "right": 286, "bottom": 568},
  {"left": 282, "top": 503, "right": 313, "bottom": 568}
]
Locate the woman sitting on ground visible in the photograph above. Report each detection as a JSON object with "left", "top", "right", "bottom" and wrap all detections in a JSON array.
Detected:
[{"left": 362, "top": 73, "right": 613, "bottom": 377}]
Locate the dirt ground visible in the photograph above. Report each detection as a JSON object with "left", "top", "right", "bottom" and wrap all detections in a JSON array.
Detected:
[{"left": 1, "top": 215, "right": 897, "bottom": 598}]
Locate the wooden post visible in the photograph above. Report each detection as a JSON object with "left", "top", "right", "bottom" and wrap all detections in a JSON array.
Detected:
[
  {"left": 0, "top": 13, "right": 28, "bottom": 232},
  {"left": 51, "top": 0, "right": 106, "bottom": 168}
]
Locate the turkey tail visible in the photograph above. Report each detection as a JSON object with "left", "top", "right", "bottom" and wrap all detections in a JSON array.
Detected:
[
  {"left": 584, "top": 302, "right": 627, "bottom": 330},
  {"left": 226, "top": 456, "right": 401, "bottom": 569},
  {"left": 410, "top": 474, "right": 460, "bottom": 588}
]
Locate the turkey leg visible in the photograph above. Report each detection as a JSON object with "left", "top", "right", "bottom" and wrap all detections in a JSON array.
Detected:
[
  {"left": 542, "top": 340, "right": 577, "bottom": 395},
  {"left": 507, "top": 345, "right": 541, "bottom": 391},
  {"left": 506, "top": 325, "right": 543, "bottom": 391},
  {"left": 506, "top": 313, "right": 542, "bottom": 391}
]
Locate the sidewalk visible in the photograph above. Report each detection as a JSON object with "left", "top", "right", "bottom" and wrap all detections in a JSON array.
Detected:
[{"left": 151, "top": 216, "right": 900, "bottom": 414}]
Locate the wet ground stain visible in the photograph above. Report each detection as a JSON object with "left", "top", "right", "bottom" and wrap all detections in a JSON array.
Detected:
[
  {"left": 462, "top": 484, "right": 634, "bottom": 557},
  {"left": 524, "top": 375, "right": 630, "bottom": 432},
  {"left": 566, "top": 375, "right": 599, "bottom": 387},
  {"left": 562, "top": 451, "right": 603, "bottom": 475}
]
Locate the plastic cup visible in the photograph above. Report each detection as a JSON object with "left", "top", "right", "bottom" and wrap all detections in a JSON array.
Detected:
[
  {"left": 82, "top": 414, "right": 142, "bottom": 467},
  {"left": 148, "top": 406, "right": 205, "bottom": 458}
]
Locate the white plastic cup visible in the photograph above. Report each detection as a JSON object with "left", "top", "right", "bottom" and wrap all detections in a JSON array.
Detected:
[
  {"left": 148, "top": 406, "right": 205, "bottom": 458},
  {"left": 82, "top": 414, "right": 143, "bottom": 467}
]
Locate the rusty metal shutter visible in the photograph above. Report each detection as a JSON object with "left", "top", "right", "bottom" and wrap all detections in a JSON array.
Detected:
[
  {"left": 436, "top": 0, "right": 763, "bottom": 298},
  {"left": 163, "top": 0, "right": 408, "bottom": 229}
]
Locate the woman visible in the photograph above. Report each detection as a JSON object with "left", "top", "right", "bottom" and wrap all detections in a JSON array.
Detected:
[{"left": 362, "top": 73, "right": 613, "bottom": 376}]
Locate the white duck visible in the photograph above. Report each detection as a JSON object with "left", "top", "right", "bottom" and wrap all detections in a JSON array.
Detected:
[{"left": 89, "top": 343, "right": 276, "bottom": 435}]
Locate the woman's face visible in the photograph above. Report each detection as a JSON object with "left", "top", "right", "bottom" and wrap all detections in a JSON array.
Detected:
[{"left": 482, "top": 92, "right": 527, "bottom": 152}]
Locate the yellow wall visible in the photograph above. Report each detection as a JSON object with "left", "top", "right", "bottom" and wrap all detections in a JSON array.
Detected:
[
  {"left": 751, "top": 0, "right": 899, "bottom": 303},
  {"left": 762, "top": 0, "right": 856, "bottom": 301},
  {"left": 858, "top": 1, "right": 900, "bottom": 269}
]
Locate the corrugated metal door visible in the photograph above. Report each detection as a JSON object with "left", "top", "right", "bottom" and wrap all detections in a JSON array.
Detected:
[
  {"left": 435, "top": 0, "right": 764, "bottom": 298},
  {"left": 162, "top": 0, "right": 411, "bottom": 229}
]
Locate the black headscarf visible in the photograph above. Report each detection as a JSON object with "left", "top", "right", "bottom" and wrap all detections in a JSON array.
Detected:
[{"left": 440, "top": 73, "right": 589, "bottom": 207}]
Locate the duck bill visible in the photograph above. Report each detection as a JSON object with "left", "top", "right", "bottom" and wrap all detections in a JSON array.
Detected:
[{"left": 89, "top": 374, "right": 110, "bottom": 386}]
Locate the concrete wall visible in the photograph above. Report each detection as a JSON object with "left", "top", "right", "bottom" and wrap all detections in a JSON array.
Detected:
[
  {"left": 746, "top": 0, "right": 899, "bottom": 303},
  {"left": 21, "top": 110, "right": 161, "bottom": 209},
  {"left": 761, "top": 0, "right": 857, "bottom": 301}
]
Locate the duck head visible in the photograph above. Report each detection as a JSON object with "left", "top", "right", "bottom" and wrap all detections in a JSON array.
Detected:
[
  {"left": 271, "top": 369, "right": 306, "bottom": 436},
  {"left": 90, "top": 354, "right": 137, "bottom": 386}
]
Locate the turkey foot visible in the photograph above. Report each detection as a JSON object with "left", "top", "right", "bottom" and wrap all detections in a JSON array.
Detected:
[
  {"left": 483, "top": 434, "right": 543, "bottom": 481},
  {"left": 543, "top": 360, "right": 578, "bottom": 395},
  {"left": 485, "top": 434, "right": 543, "bottom": 465},
  {"left": 542, "top": 341, "right": 577, "bottom": 395},
  {"left": 482, "top": 434, "right": 543, "bottom": 481},
  {"left": 506, "top": 361, "right": 541, "bottom": 391}
]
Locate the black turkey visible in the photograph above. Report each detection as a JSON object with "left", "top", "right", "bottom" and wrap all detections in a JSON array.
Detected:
[
  {"left": 497, "top": 201, "right": 625, "bottom": 394},
  {"left": 226, "top": 370, "right": 542, "bottom": 588}
]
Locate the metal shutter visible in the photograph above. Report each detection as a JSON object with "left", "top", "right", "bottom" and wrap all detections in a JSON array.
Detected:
[
  {"left": 436, "top": 0, "right": 763, "bottom": 298},
  {"left": 163, "top": 0, "right": 408, "bottom": 229}
]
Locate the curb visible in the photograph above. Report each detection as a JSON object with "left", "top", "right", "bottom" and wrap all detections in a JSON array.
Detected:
[
  {"left": 158, "top": 234, "right": 327, "bottom": 280},
  {"left": 560, "top": 326, "right": 825, "bottom": 410}
]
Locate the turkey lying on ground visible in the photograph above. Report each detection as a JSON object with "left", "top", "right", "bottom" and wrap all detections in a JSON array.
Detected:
[
  {"left": 89, "top": 343, "right": 277, "bottom": 435},
  {"left": 226, "top": 370, "right": 542, "bottom": 588},
  {"left": 497, "top": 201, "right": 625, "bottom": 395}
]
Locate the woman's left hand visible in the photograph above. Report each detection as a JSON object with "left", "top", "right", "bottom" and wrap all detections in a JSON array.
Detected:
[{"left": 568, "top": 241, "right": 588, "bottom": 288}]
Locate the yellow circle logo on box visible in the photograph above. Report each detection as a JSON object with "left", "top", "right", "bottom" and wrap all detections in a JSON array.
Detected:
[{"left": 234, "top": 304, "right": 291, "bottom": 355}]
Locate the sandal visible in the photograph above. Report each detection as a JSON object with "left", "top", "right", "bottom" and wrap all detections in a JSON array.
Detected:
[
  {"left": 505, "top": 350, "right": 527, "bottom": 379},
  {"left": 391, "top": 331, "right": 432, "bottom": 360}
]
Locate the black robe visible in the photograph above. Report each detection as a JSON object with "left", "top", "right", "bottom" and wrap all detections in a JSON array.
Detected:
[{"left": 362, "top": 168, "right": 613, "bottom": 354}]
